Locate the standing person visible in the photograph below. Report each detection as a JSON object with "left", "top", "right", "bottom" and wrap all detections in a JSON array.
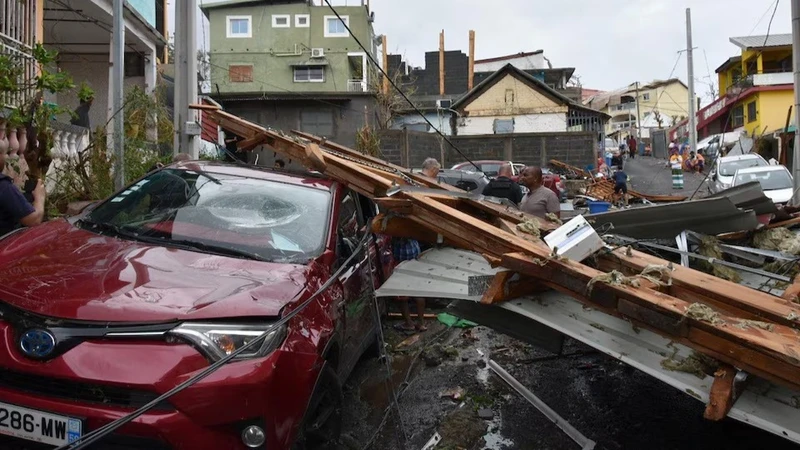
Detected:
[
  {"left": 482, "top": 163, "right": 523, "bottom": 205},
  {"left": 669, "top": 144, "right": 684, "bottom": 189},
  {"left": 0, "top": 144, "right": 45, "bottom": 236},
  {"left": 518, "top": 166, "right": 560, "bottom": 219},
  {"left": 628, "top": 135, "right": 637, "bottom": 160},
  {"left": 421, "top": 157, "right": 441, "bottom": 179},
  {"left": 392, "top": 237, "right": 428, "bottom": 333},
  {"left": 613, "top": 167, "right": 629, "bottom": 206}
]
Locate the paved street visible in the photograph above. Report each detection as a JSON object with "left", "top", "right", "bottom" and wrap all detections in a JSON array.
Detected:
[{"left": 624, "top": 155, "right": 709, "bottom": 198}]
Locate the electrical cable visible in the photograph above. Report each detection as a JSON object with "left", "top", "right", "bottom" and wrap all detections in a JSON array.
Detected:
[
  {"left": 365, "top": 237, "right": 409, "bottom": 447},
  {"left": 322, "top": 0, "right": 480, "bottom": 171},
  {"left": 688, "top": 0, "right": 780, "bottom": 200},
  {"left": 56, "top": 224, "right": 376, "bottom": 450}
]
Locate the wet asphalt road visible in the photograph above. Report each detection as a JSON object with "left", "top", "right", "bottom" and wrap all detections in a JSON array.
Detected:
[{"left": 339, "top": 320, "right": 800, "bottom": 450}]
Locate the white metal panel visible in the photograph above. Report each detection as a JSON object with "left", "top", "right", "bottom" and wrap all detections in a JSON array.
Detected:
[
  {"left": 458, "top": 114, "right": 567, "bottom": 135},
  {"left": 378, "top": 248, "right": 800, "bottom": 445}
]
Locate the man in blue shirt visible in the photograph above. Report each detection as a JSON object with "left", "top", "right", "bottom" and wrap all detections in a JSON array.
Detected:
[
  {"left": 0, "top": 145, "right": 45, "bottom": 236},
  {"left": 612, "top": 169, "right": 628, "bottom": 206}
]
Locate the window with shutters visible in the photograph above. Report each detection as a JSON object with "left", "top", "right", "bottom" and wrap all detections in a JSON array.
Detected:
[{"left": 229, "top": 65, "right": 253, "bottom": 83}]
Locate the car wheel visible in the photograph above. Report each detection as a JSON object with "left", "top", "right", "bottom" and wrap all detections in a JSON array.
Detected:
[{"left": 292, "top": 366, "right": 343, "bottom": 450}]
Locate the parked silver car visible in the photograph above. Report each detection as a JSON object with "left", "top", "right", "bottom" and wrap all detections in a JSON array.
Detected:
[{"left": 710, "top": 153, "right": 768, "bottom": 193}]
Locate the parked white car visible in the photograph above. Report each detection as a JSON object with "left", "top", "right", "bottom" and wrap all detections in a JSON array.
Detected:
[
  {"left": 710, "top": 153, "right": 768, "bottom": 193},
  {"left": 732, "top": 165, "right": 795, "bottom": 205}
]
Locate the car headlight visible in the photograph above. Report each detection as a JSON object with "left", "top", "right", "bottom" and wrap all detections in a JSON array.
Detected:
[{"left": 168, "top": 323, "right": 287, "bottom": 362}]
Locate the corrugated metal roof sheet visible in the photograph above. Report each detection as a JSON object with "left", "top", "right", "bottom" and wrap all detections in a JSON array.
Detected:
[{"left": 730, "top": 34, "right": 793, "bottom": 50}]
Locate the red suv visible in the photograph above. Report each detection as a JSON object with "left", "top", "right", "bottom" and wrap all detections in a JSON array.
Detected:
[
  {"left": 451, "top": 160, "right": 566, "bottom": 202},
  {"left": 0, "top": 162, "right": 392, "bottom": 449}
]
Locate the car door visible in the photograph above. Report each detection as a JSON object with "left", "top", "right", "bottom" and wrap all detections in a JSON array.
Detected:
[{"left": 334, "top": 189, "right": 374, "bottom": 376}]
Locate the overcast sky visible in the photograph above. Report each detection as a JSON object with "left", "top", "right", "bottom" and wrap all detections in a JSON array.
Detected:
[{"left": 180, "top": 0, "right": 792, "bottom": 103}]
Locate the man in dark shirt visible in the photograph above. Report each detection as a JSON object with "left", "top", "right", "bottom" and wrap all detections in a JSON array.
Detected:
[
  {"left": 0, "top": 146, "right": 45, "bottom": 236},
  {"left": 613, "top": 169, "right": 629, "bottom": 206},
  {"left": 482, "top": 163, "right": 523, "bottom": 205}
]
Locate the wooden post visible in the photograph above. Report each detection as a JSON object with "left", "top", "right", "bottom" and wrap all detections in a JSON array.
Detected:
[
  {"left": 439, "top": 30, "right": 445, "bottom": 96},
  {"left": 468, "top": 30, "right": 475, "bottom": 90},
  {"left": 382, "top": 35, "right": 389, "bottom": 95}
]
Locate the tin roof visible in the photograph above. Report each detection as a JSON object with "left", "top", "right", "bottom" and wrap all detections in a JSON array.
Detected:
[{"left": 729, "top": 34, "right": 792, "bottom": 50}]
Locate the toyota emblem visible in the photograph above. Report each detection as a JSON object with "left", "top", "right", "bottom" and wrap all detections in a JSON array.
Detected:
[{"left": 19, "top": 329, "right": 57, "bottom": 359}]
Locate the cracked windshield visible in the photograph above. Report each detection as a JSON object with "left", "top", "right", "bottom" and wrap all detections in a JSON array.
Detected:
[{"left": 0, "top": 0, "right": 800, "bottom": 450}]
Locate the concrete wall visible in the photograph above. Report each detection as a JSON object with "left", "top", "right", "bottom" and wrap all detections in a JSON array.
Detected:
[
  {"left": 221, "top": 95, "right": 376, "bottom": 148},
  {"left": 754, "top": 89, "right": 794, "bottom": 137},
  {"left": 379, "top": 129, "right": 595, "bottom": 170},
  {"left": 54, "top": 54, "right": 146, "bottom": 132},
  {"left": 208, "top": 4, "right": 374, "bottom": 94}
]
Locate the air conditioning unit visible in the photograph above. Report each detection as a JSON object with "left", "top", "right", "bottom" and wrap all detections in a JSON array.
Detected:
[
  {"left": 311, "top": 48, "right": 325, "bottom": 58},
  {"left": 436, "top": 99, "right": 452, "bottom": 109}
]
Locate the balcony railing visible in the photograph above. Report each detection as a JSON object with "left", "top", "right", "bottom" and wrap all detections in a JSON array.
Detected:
[
  {"left": 44, "top": 121, "right": 91, "bottom": 194},
  {"left": 610, "top": 102, "right": 636, "bottom": 112},
  {"left": 347, "top": 79, "right": 367, "bottom": 92},
  {"left": 1, "top": 0, "right": 37, "bottom": 109}
]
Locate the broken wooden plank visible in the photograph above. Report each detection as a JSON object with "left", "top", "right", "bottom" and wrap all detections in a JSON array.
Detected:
[
  {"left": 189, "top": 103, "right": 221, "bottom": 111},
  {"left": 304, "top": 142, "right": 327, "bottom": 171},
  {"left": 768, "top": 213, "right": 800, "bottom": 229},
  {"left": 481, "top": 271, "right": 515, "bottom": 305},
  {"left": 704, "top": 364, "right": 740, "bottom": 421},
  {"left": 600, "top": 247, "right": 800, "bottom": 328},
  {"left": 374, "top": 198, "right": 414, "bottom": 215}
]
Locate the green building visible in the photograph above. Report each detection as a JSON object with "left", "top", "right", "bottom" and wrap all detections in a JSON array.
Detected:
[{"left": 201, "top": 0, "right": 379, "bottom": 146}]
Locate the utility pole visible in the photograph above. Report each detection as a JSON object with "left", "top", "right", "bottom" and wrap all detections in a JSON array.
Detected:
[
  {"left": 174, "top": 0, "right": 200, "bottom": 158},
  {"left": 686, "top": 8, "right": 698, "bottom": 154},
  {"left": 112, "top": 0, "right": 125, "bottom": 189},
  {"left": 634, "top": 81, "right": 641, "bottom": 140},
  {"left": 793, "top": 0, "right": 800, "bottom": 204}
]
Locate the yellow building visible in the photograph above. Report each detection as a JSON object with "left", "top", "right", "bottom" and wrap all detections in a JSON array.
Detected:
[
  {"left": 583, "top": 79, "right": 690, "bottom": 138},
  {"left": 684, "top": 34, "right": 793, "bottom": 140}
]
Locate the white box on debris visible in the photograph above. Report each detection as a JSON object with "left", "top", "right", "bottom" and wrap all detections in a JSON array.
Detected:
[{"left": 543, "top": 215, "right": 604, "bottom": 262}]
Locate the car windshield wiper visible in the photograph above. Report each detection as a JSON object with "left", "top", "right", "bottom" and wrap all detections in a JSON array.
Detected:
[
  {"left": 134, "top": 235, "right": 269, "bottom": 262},
  {"left": 77, "top": 219, "right": 142, "bottom": 240}
]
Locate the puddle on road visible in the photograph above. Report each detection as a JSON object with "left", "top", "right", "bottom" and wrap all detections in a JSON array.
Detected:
[
  {"left": 359, "top": 354, "right": 414, "bottom": 409},
  {"left": 483, "top": 414, "right": 515, "bottom": 450}
]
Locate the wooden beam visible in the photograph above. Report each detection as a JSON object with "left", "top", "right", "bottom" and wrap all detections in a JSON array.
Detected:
[
  {"left": 704, "top": 365, "right": 740, "bottom": 421},
  {"left": 189, "top": 103, "right": 221, "bottom": 111},
  {"left": 374, "top": 198, "right": 414, "bottom": 215},
  {"left": 468, "top": 30, "right": 475, "bottom": 90},
  {"left": 599, "top": 247, "right": 800, "bottom": 328},
  {"left": 304, "top": 143, "right": 327, "bottom": 171},
  {"left": 500, "top": 252, "right": 800, "bottom": 391},
  {"left": 481, "top": 271, "right": 514, "bottom": 305},
  {"left": 439, "top": 30, "right": 445, "bottom": 96},
  {"left": 237, "top": 133, "right": 269, "bottom": 152}
]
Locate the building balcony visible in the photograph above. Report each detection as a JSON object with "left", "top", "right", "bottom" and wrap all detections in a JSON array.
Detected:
[
  {"left": 347, "top": 79, "right": 367, "bottom": 92},
  {"left": 751, "top": 71, "right": 792, "bottom": 87},
  {"left": 610, "top": 102, "right": 636, "bottom": 112}
]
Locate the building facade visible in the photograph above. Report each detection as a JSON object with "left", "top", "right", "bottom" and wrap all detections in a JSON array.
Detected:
[
  {"left": 584, "top": 79, "right": 690, "bottom": 139},
  {"left": 202, "top": 0, "right": 378, "bottom": 146},
  {"left": 451, "top": 64, "right": 607, "bottom": 136},
  {"left": 677, "top": 34, "right": 793, "bottom": 143}
]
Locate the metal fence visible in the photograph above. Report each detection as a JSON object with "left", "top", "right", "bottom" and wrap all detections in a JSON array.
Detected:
[{"left": 0, "top": 0, "right": 37, "bottom": 110}]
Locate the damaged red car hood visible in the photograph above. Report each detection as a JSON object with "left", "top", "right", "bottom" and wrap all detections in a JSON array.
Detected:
[{"left": 0, "top": 220, "right": 315, "bottom": 322}]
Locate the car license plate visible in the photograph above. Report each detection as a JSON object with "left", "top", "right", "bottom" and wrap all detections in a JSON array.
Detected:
[{"left": 0, "top": 402, "right": 82, "bottom": 446}]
